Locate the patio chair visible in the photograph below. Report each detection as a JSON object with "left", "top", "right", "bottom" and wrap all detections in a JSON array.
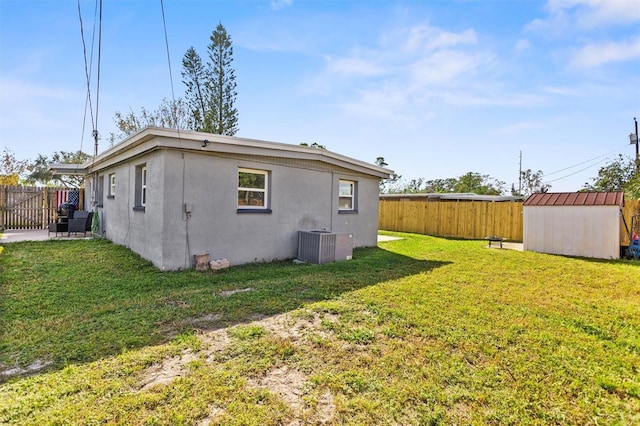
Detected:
[
  {"left": 67, "top": 211, "right": 93, "bottom": 237},
  {"left": 48, "top": 209, "right": 72, "bottom": 237},
  {"left": 48, "top": 220, "right": 68, "bottom": 237}
]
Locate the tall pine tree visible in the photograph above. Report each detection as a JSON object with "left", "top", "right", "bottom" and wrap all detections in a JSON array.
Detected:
[
  {"left": 182, "top": 23, "right": 238, "bottom": 135},
  {"left": 207, "top": 23, "right": 238, "bottom": 135},
  {"left": 181, "top": 47, "right": 208, "bottom": 131}
]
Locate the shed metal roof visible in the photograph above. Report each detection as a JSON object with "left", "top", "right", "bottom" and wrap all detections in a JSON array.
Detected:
[{"left": 523, "top": 191, "right": 624, "bottom": 207}]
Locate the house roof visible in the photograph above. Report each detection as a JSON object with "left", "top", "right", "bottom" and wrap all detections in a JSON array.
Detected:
[
  {"left": 48, "top": 163, "right": 88, "bottom": 175},
  {"left": 380, "top": 193, "right": 524, "bottom": 202},
  {"left": 523, "top": 191, "right": 625, "bottom": 207},
  {"left": 61, "top": 127, "right": 392, "bottom": 179}
]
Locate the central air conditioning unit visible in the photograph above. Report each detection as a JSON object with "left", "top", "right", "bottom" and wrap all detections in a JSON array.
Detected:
[{"left": 297, "top": 230, "right": 353, "bottom": 264}]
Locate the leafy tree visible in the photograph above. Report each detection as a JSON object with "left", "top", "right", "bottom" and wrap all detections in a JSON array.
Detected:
[
  {"left": 583, "top": 154, "right": 636, "bottom": 192},
  {"left": 0, "top": 148, "right": 29, "bottom": 185},
  {"left": 393, "top": 178, "right": 425, "bottom": 193},
  {"left": 109, "top": 98, "right": 193, "bottom": 145},
  {"left": 301, "top": 142, "right": 327, "bottom": 149},
  {"left": 375, "top": 157, "right": 402, "bottom": 193},
  {"left": 25, "top": 151, "right": 92, "bottom": 188},
  {"left": 182, "top": 23, "right": 238, "bottom": 135},
  {"left": 513, "top": 169, "right": 551, "bottom": 197},
  {"left": 626, "top": 175, "right": 640, "bottom": 199},
  {"left": 423, "top": 178, "right": 457, "bottom": 193},
  {"left": 454, "top": 172, "right": 504, "bottom": 195},
  {"left": 388, "top": 172, "right": 504, "bottom": 195},
  {"left": 375, "top": 157, "right": 387, "bottom": 167}
]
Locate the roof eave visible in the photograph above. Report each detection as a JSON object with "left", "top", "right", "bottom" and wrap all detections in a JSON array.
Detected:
[
  {"left": 83, "top": 127, "right": 392, "bottom": 179},
  {"left": 48, "top": 164, "right": 89, "bottom": 176}
]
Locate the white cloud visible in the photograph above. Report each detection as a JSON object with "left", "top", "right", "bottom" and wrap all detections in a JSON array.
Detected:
[
  {"left": 312, "top": 22, "right": 492, "bottom": 121},
  {"left": 514, "top": 39, "right": 530, "bottom": 53},
  {"left": 494, "top": 121, "right": 545, "bottom": 136},
  {"left": 403, "top": 25, "right": 477, "bottom": 53},
  {"left": 570, "top": 36, "right": 640, "bottom": 67},
  {"left": 270, "top": 0, "right": 293, "bottom": 10},
  {"left": 337, "top": 85, "right": 415, "bottom": 122},
  {"left": 527, "top": 0, "right": 640, "bottom": 33},
  {"left": 548, "top": 0, "right": 640, "bottom": 27},
  {"left": 542, "top": 85, "right": 584, "bottom": 96},
  {"left": 324, "top": 56, "right": 385, "bottom": 77},
  {"left": 408, "top": 50, "right": 488, "bottom": 87},
  {"left": 439, "top": 90, "right": 548, "bottom": 108}
]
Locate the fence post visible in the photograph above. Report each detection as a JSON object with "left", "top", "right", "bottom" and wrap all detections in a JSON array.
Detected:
[{"left": 0, "top": 185, "right": 5, "bottom": 230}]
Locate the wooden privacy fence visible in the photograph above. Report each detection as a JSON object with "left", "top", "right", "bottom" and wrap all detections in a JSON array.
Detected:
[
  {"left": 379, "top": 199, "right": 524, "bottom": 242},
  {"left": 379, "top": 198, "right": 640, "bottom": 244},
  {"left": 621, "top": 199, "right": 640, "bottom": 246},
  {"left": 0, "top": 185, "right": 84, "bottom": 230}
]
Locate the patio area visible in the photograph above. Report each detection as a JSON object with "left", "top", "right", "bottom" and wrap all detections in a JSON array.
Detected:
[{"left": 0, "top": 229, "right": 91, "bottom": 243}]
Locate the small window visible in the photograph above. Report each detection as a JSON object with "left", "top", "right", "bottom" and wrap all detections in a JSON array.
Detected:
[
  {"left": 338, "top": 180, "right": 356, "bottom": 211},
  {"left": 108, "top": 173, "right": 116, "bottom": 198},
  {"left": 134, "top": 164, "right": 147, "bottom": 211},
  {"left": 238, "top": 168, "right": 268, "bottom": 209},
  {"left": 141, "top": 166, "right": 147, "bottom": 206}
]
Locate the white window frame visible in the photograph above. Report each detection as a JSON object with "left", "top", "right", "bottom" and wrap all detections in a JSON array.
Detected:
[
  {"left": 237, "top": 168, "right": 268, "bottom": 209},
  {"left": 108, "top": 173, "right": 116, "bottom": 197},
  {"left": 141, "top": 166, "right": 147, "bottom": 207},
  {"left": 134, "top": 164, "right": 147, "bottom": 211},
  {"left": 338, "top": 179, "right": 356, "bottom": 211}
]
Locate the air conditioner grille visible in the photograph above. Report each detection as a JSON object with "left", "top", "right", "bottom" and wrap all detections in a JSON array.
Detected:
[{"left": 297, "top": 230, "right": 352, "bottom": 264}]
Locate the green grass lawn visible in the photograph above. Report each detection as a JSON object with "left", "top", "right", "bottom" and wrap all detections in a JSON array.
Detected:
[{"left": 0, "top": 233, "right": 638, "bottom": 425}]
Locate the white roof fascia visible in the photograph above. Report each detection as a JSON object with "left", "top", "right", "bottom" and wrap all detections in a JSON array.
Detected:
[
  {"left": 48, "top": 163, "right": 89, "bottom": 175},
  {"left": 84, "top": 127, "right": 392, "bottom": 179}
]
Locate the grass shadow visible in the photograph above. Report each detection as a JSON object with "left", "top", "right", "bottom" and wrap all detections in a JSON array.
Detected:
[{"left": 0, "top": 239, "right": 448, "bottom": 382}]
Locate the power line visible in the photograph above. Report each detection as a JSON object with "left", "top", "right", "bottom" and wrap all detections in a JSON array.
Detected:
[
  {"left": 160, "top": 0, "right": 178, "bottom": 125},
  {"left": 537, "top": 142, "right": 632, "bottom": 185},
  {"left": 543, "top": 150, "right": 616, "bottom": 177},
  {"left": 94, "top": 0, "right": 102, "bottom": 158},
  {"left": 543, "top": 157, "right": 610, "bottom": 184},
  {"left": 77, "top": 0, "right": 97, "bottom": 151}
]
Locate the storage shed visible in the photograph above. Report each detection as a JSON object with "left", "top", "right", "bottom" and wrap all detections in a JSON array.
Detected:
[{"left": 523, "top": 192, "right": 624, "bottom": 259}]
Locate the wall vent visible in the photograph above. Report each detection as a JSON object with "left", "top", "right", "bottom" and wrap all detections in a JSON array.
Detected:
[{"left": 297, "top": 230, "right": 353, "bottom": 264}]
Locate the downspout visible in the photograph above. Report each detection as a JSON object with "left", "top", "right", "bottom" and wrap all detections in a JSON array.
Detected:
[
  {"left": 330, "top": 172, "right": 335, "bottom": 231},
  {"left": 91, "top": 129, "right": 99, "bottom": 237}
]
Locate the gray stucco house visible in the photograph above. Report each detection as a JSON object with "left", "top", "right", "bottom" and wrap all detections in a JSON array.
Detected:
[{"left": 65, "top": 127, "right": 391, "bottom": 270}]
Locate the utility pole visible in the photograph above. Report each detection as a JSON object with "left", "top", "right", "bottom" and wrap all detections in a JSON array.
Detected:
[
  {"left": 633, "top": 117, "right": 640, "bottom": 176},
  {"left": 518, "top": 151, "right": 522, "bottom": 195}
]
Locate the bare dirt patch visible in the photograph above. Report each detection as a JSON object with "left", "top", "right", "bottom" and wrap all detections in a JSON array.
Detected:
[
  {"left": 257, "top": 312, "right": 335, "bottom": 342},
  {"left": 0, "top": 359, "right": 53, "bottom": 379},
  {"left": 248, "top": 365, "right": 335, "bottom": 425},
  {"left": 250, "top": 365, "right": 307, "bottom": 412},
  {"left": 196, "top": 405, "right": 225, "bottom": 426},
  {"left": 218, "top": 287, "right": 253, "bottom": 297},
  {"left": 139, "top": 350, "right": 198, "bottom": 390},
  {"left": 200, "top": 329, "right": 232, "bottom": 361},
  {"left": 191, "top": 313, "right": 223, "bottom": 325}
]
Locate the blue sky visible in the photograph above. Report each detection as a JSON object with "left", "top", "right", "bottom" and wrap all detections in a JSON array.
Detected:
[{"left": 1, "top": 0, "right": 639, "bottom": 192}]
